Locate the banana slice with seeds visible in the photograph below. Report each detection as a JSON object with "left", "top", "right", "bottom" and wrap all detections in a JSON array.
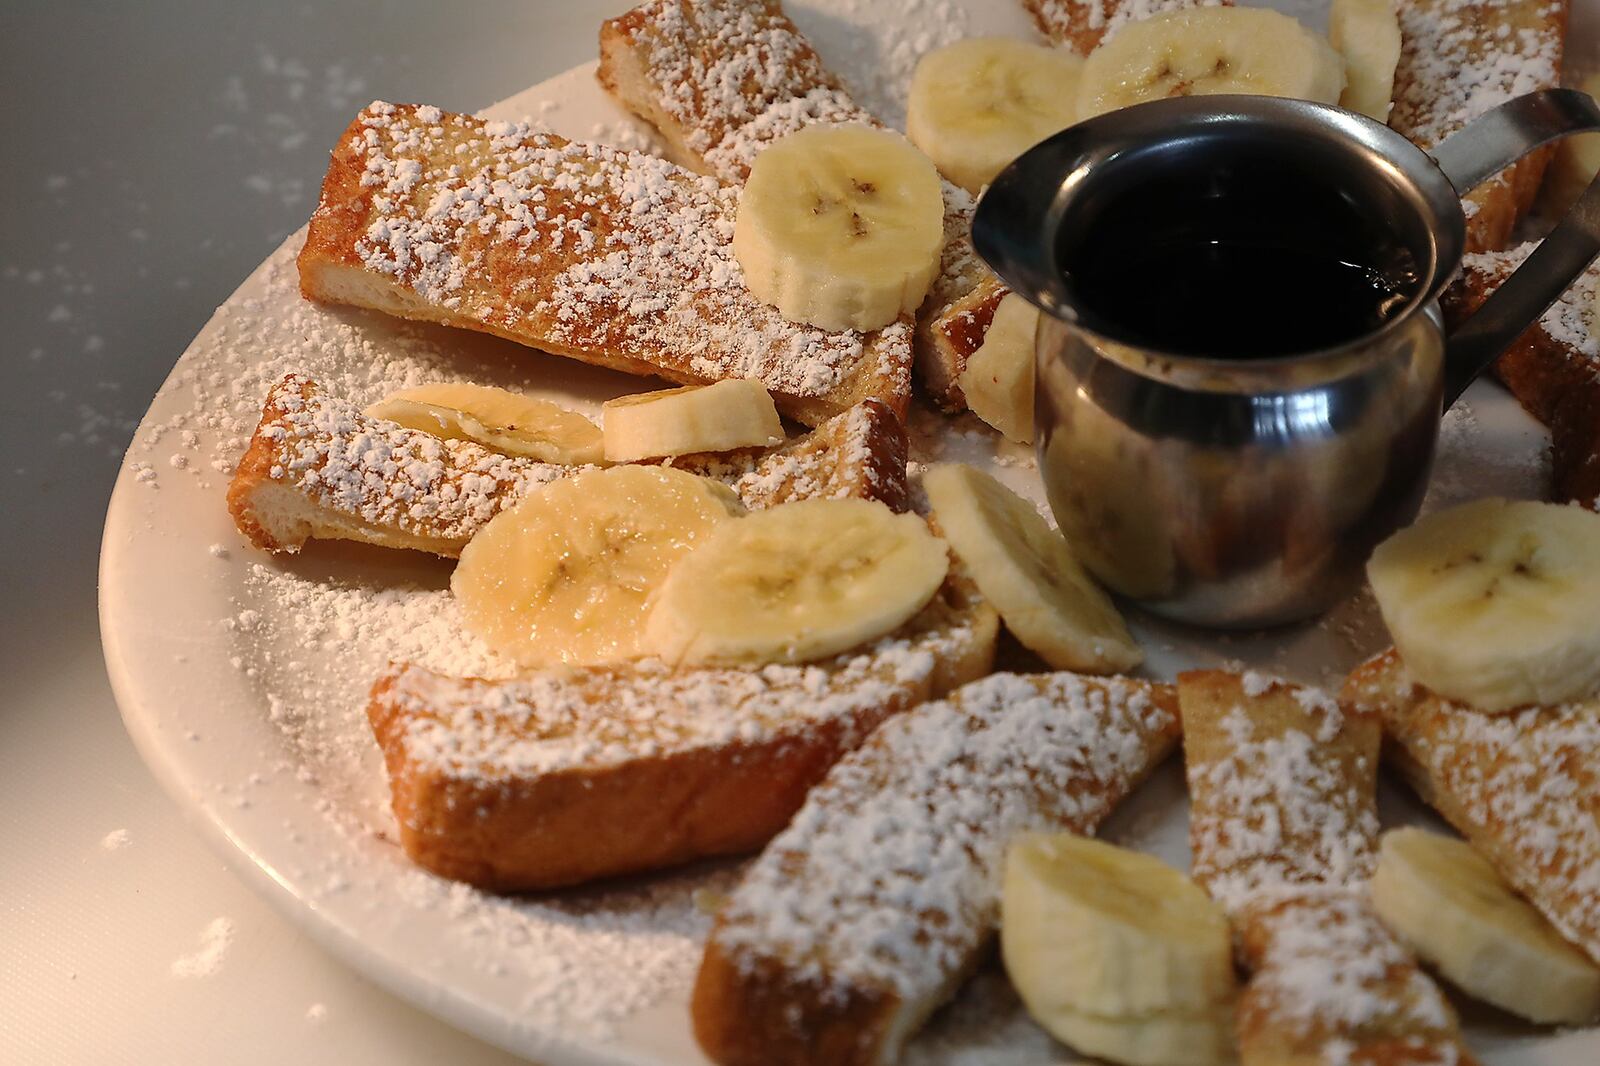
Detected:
[
  {"left": 645, "top": 498, "right": 949, "bottom": 666},
  {"left": 1002, "top": 834, "right": 1237, "bottom": 1066},
  {"left": 602, "top": 380, "right": 783, "bottom": 462},
  {"left": 452, "top": 465, "right": 743, "bottom": 668},
  {"left": 366, "top": 382, "right": 603, "bottom": 465},
  {"left": 907, "top": 37, "right": 1084, "bottom": 195},
  {"left": 1077, "top": 8, "right": 1345, "bottom": 120},
  {"left": 733, "top": 125, "right": 945, "bottom": 332},
  {"left": 924, "top": 463, "right": 1141, "bottom": 673},
  {"left": 1366, "top": 498, "right": 1600, "bottom": 712},
  {"left": 1328, "top": 0, "right": 1402, "bottom": 121},
  {"left": 1372, "top": 827, "right": 1600, "bottom": 1024}
]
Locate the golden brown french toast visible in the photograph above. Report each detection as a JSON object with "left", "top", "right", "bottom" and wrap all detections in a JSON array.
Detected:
[
  {"left": 1022, "top": 0, "right": 1230, "bottom": 54},
  {"left": 365, "top": 576, "right": 998, "bottom": 891},
  {"left": 1344, "top": 649, "right": 1600, "bottom": 967},
  {"left": 1389, "top": 0, "right": 1566, "bottom": 252},
  {"left": 1444, "top": 245, "right": 1600, "bottom": 509},
  {"left": 596, "top": 0, "right": 997, "bottom": 412},
  {"left": 692, "top": 671, "right": 1180, "bottom": 1066},
  {"left": 1180, "top": 671, "right": 1475, "bottom": 1065},
  {"left": 226, "top": 374, "right": 911, "bottom": 556},
  {"left": 298, "top": 102, "right": 911, "bottom": 428}
]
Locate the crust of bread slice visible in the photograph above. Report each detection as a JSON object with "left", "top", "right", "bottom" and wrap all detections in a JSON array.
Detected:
[
  {"left": 1444, "top": 246, "right": 1600, "bottom": 509},
  {"left": 692, "top": 671, "right": 1180, "bottom": 1066},
  {"left": 1179, "top": 671, "right": 1474, "bottom": 1065},
  {"left": 365, "top": 575, "right": 998, "bottom": 891},
  {"left": 1343, "top": 649, "right": 1600, "bottom": 966},
  {"left": 596, "top": 0, "right": 999, "bottom": 411},
  {"left": 1021, "top": 0, "right": 1231, "bottom": 55},
  {"left": 226, "top": 374, "right": 911, "bottom": 556},
  {"left": 1389, "top": 0, "right": 1566, "bottom": 253},
  {"left": 298, "top": 102, "right": 911, "bottom": 428}
]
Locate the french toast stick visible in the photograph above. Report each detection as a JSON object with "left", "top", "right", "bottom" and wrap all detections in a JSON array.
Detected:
[
  {"left": 692, "top": 671, "right": 1180, "bottom": 1066},
  {"left": 597, "top": 0, "right": 997, "bottom": 412},
  {"left": 227, "top": 374, "right": 910, "bottom": 556},
  {"left": 1444, "top": 245, "right": 1600, "bottom": 509},
  {"left": 1180, "top": 671, "right": 1476, "bottom": 1065},
  {"left": 298, "top": 102, "right": 911, "bottom": 427},
  {"left": 1343, "top": 650, "right": 1600, "bottom": 967},
  {"left": 1389, "top": 0, "right": 1565, "bottom": 252},
  {"left": 366, "top": 576, "right": 998, "bottom": 891}
]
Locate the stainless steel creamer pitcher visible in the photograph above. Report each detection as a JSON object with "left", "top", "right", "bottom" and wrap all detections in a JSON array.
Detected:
[{"left": 972, "top": 90, "right": 1600, "bottom": 628}]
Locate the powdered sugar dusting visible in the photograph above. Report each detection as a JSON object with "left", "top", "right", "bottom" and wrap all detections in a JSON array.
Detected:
[
  {"left": 1186, "top": 675, "right": 1378, "bottom": 914},
  {"left": 328, "top": 102, "right": 909, "bottom": 412},
  {"left": 713, "top": 673, "right": 1177, "bottom": 1006},
  {"left": 171, "top": 917, "right": 236, "bottom": 979},
  {"left": 1391, "top": 0, "right": 1563, "bottom": 149},
  {"left": 1354, "top": 654, "right": 1600, "bottom": 962}
]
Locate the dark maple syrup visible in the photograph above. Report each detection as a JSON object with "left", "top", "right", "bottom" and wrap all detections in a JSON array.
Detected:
[{"left": 1059, "top": 149, "right": 1421, "bottom": 359}]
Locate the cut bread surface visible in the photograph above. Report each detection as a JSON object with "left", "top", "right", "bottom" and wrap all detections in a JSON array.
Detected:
[
  {"left": 227, "top": 374, "right": 911, "bottom": 557},
  {"left": 299, "top": 101, "right": 911, "bottom": 427}
]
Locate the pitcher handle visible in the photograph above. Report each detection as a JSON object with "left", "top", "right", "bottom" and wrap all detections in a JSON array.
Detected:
[{"left": 1432, "top": 89, "right": 1600, "bottom": 406}]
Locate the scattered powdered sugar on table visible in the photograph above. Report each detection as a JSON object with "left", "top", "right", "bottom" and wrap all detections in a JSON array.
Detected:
[
  {"left": 171, "top": 917, "right": 237, "bottom": 979},
  {"left": 100, "top": 828, "right": 132, "bottom": 851}
]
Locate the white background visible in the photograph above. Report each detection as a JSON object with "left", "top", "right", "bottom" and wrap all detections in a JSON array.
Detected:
[{"left": 2, "top": 3, "right": 630, "bottom": 1062}]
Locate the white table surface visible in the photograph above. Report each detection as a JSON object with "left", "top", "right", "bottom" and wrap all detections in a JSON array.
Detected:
[{"left": 1, "top": 3, "right": 629, "bottom": 1062}]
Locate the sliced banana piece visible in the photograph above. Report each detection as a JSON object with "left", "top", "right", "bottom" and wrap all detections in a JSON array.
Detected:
[
  {"left": 366, "top": 382, "right": 603, "bottom": 465},
  {"left": 733, "top": 124, "right": 945, "bottom": 332},
  {"left": 1077, "top": 8, "right": 1346, "bottom": 120},
  {"left": 1549, "top": 72, "right": 1600, "bottom": 212},
  {"left": 1328, "top": 0, "right": 1402, "bottom": 121},
  {"left": 1002, "top": 833, "right": 1237, "bottom": 1020},
  {"left": 907, "top": 37, "right": 1084, "bottom": 195},
  {"left": 1030, "top": 1004, "right": 1237, "bottom": 1066},
  {"left": 645, "top": 498, "right": 949, "bottom": 666},
  {"left": 1366, "top": 498, "right": 1600, "bottom": 712},
  {"left": 602, "top": 380, "right": 783, "bottom": 462},
  {"left": 923, "top": 463, "right": 1141, "bottom": 673},
  {"left": 1372, "top": 827, "right": 1600, "bottom": 1025},
  {"left": 956, "top": 292, "right": 1039, "bottom": 444},
  {"left": 452, "top": 465, "right": 743, "bottom": 668}
]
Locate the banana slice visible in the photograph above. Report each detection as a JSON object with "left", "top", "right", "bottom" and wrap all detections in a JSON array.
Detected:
[
  {"left": 452, "top": 466, "right": 743, "bottom": 667},
  {"left": 1328, "top": 0, "right": 1402, "bottom": 121},
  {"left": 1029, "top": 1005, "right": 1237, "bottom": 1066},
  {"left": 366, "top": 382, "right": 604, "bottom": 465},
  {"left": 1002, "top": 833, "right": 1237, "bottom": 1020},
  {"left": 1077, "top": 8, "right": 1346, "bottom": 120},
  {"left": 1549, "top": 72, "right": 1600, "bottom": 212},
  {"left": 956, "top": 292, "right": 1039, "bottom": 443},
  {"left": 923, "top": 463, "right": 1141, "bottom": 673},
  {"left": 733, "top": 125, "right": 945, "bottom": 332},
  {"left": 644, "top": 498, "right": 949, "bottom": 666},
  {"left": 1366, "top": 498, "right": 1600, "bottom": 712},
  {"left": 906, "top": 37, "right": 1084, "bottom": 195},
  {"left": 1372, "top": 827, "right": 1600, "bottom": 1024},
  {"left": 602, "top": 380, "right": 783, "bottom": 462}
]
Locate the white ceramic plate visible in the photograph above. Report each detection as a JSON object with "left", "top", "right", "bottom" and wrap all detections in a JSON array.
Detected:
[{"left": 100, "top": 2, "right": 1599, "bottom": 1063}]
